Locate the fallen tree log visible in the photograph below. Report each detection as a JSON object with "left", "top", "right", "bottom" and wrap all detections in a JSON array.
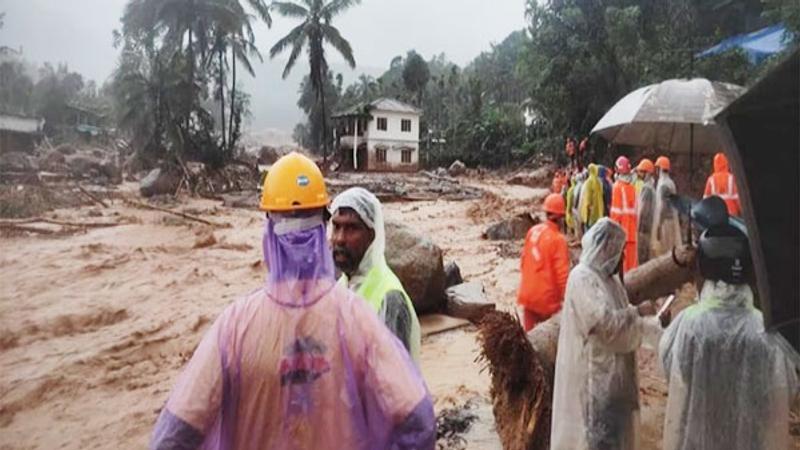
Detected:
[
  {"left": 445, "top": 281, "right": 495, "bottom": 322},
  {"left": 478, "top": 245, "right": 697, "bottom": 450},
  {"left": 122, "top": 198, "right": 229, "bottom": 228}
]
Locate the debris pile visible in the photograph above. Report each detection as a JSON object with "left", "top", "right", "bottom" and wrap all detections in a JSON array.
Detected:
[
  {"left": 326, "top": 172, "right": 483, "bottom": 202},
  {"left": 436, "top": 399, "right": 479, "bottom": 450}
]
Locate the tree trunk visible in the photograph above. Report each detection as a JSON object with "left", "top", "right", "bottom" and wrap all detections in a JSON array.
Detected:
[
  {"left": 228, "top": 49, "right": 236, "bottom": 154},
  {"left": 478, "top": 245, "right": 697, "bottom": 450},
  {"left": 318, "top": 73, "right": 329, "bottom": 167},
  {"left": 219, "top": 45, "right": 227, "bottom": 152}
]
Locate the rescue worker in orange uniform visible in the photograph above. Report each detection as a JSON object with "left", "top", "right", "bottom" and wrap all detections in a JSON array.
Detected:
[
  {"left": 704, "top": 152, "right": 741, "bottom": 216},
  {"left": 517, "top": 193, "right": 571, "bottom": 331},
  {"left": 610, "top": 156, "right": 639, "bottom": 272}
]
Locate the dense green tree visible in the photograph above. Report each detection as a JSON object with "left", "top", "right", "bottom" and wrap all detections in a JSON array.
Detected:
[
  {"left": 402, "top": 51, "right": 430, "bottom": 105},
  {"left": 270, "top": 0, "right": 359, "bottom": 162}
]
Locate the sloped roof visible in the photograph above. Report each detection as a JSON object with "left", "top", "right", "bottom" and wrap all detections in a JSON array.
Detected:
[
  {"left": 333, "top": 97, "right": 421, "bottom": 118},
  {"left": 369, "top": 98, "right": 421, "bottom": 114}
]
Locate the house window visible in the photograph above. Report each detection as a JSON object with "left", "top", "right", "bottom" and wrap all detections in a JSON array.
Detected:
[
  {"left": 377, "top": 117, "right": 387, "bottom": 131},
  {"left": 401, "top": 119, "right": 412, "bottom": 132},
  {"left": 376, "top": 148, "right": 387, "bottom": 163},
  {"left": 401, "top": 148, "right": 413, "bottom": 164}
]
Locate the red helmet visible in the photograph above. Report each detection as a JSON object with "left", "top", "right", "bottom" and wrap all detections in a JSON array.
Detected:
[
  {"left": 543, "top": 193, "right": 566, "bottom": 216},
  {"left": 615, "top": 156, "right": 632, "bottom": 174}
]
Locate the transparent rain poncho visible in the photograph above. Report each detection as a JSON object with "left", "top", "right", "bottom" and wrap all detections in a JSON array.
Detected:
[
  {"left": 659, "top": 280, "right": 799, "bottom": 450},
  {"left": 331, "top": 187, "right": 421, "bottom": 363},
  {"left": 651, "top": 171, "right": 682, "bottom": 257},
  {"left": 551, "top": 218, "right": 653, "bottom": 450},
  {"left": 636, "top": 176, "right": 656, "bottom": 264},
  {"left": 150, "top": 212, "right": 435, "bottom": 450}
]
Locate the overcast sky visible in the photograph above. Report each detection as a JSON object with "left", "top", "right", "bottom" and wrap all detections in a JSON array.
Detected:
[{"left": 0, "top": 0, "right": 527, "bottom": 132}]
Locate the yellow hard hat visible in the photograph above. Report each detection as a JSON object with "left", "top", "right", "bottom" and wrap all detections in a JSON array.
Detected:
[{"left": 259, "top": 152, "right": 329, "bottom": 211}]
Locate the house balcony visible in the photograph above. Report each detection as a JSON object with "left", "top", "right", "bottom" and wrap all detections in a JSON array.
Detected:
[{"left": 338, "top": 135, "right": 367, "bottom": 149}]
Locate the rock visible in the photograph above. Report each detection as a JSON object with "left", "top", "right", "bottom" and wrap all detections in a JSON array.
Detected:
[
  {"left": 257, "top": 146, "right": 280, "bottom": 165},
  {"left": 0, "top": 152, "right": 37, "bottom": 172},
  {"left": 434, "top": 167, "right": 448, "bottom": 177},
  {"left": 507, "top": 166, "right": 554, "bottom": 188},
  {"left": 139, "top": 168, "right": 181, "bottom": 197},
  {"left": 220, "top": 191, "right": 259, "bottom": 209},
  {"left": 38, "top": 150, "right": 67, "bottom": 171},
  {"left": 445, "top": 281, "right": 495, "bottom": 322},
  {"left": 444, "top": 261, "right": 463, "bottom": 289},
  {"left": 448, "top": 160, "right": 467, "bottom": 177},
  {"left": 483, "top": 213, "right": 538, "bottom": 240},
  {"left": 385, "top": 220, "right": 446, "bottom": 315},
  {"left": 55, "top": 143, "right": 77, "bottom": 155}
]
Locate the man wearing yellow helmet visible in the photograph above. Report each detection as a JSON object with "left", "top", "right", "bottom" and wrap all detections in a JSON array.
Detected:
[{"left": 150, "top": 153, "right": 435, "bottom": 450}]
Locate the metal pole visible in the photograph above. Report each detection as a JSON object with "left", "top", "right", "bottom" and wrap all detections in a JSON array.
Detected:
[{"left": 688, "top": 123, "right": 694, "bottom": 244}]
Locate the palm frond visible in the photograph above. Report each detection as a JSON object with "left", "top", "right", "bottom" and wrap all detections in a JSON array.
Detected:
[
  {"left": 271, "top": 1, "right": 309, "bottom": 18},
  {"left": 321, "top": 23, "right": 355, "bottom": 68},
  {"left": 282, "top": 37, "right": 306, "bottom": 78},
  {"left": 270, "top": 22, "right": 306, "bottom": 58},
  {"left": 247, "top": 0, "right": 272, "bottom": 26},
  {"left": 321, "top": 0, "right": 360, "bottom": 19}
]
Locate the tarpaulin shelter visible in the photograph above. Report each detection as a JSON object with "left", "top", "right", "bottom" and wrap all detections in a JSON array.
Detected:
[
  {"left": 696, "top": 24, "right": 795, "bottom": 65},
  {"left": 714, "top": 48, "right": 799, "bottom": 354}
]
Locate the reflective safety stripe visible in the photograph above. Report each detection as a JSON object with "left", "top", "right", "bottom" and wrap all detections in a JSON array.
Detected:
[
  {"left": 612, "top": 185, "right": 637, "bottom": 216},
  {"left": 711, "top": 174, "right": 739, "bottom": 200},
  {"left": 530, "top": 226, "right": 545, "bottom": 261}
]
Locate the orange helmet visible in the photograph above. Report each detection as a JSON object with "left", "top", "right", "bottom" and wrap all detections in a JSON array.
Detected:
[
  {"left": 615, "top": 156, "right": 632, "bottom": 174},
  {"left": 543, "top": 193, "right": 566, "bottom": 216},
  {"left": 636, "top": 158, "right": 655, "bottom": 174},
  {"left": 655, "top": 156, "right": 671, "bottom": 171},
  {"left": 259, "top": 152, "right": 329, "bottom": 211}
]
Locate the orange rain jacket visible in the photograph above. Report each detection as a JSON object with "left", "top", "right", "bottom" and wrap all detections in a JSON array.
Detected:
[
  {"left": 517, "top": 220, "right": 570, "bottom": 323},
  {"left": 704, "top": 154, "right": 741, "bottom": 216},
  {"left": 610, "top": 179, "right": 639, "bottom": 272}
]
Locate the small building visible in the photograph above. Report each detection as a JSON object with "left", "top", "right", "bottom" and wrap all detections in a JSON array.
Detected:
[
  {"left": 332, "top": 98, "right": 421, "bottom": 172},
  {"left": 0, "top": 113, "right": 45, "bottom": 153}
]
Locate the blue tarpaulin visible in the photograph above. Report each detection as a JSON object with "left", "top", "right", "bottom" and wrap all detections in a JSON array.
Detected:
[{"left": 696, "top": 24, "right": 794, "bottom": 64}]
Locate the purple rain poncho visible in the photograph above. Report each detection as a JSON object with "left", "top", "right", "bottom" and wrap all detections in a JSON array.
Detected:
[{"left": 150, "top": 212, "right": 435, "bottom": 450}]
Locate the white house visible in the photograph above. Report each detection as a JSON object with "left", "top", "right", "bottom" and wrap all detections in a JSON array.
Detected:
[{"left": 332, "top": 98, "right": 421, "bottom": 172}]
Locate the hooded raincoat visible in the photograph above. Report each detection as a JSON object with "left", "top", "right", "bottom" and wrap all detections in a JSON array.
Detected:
[
  {"left": 703, "top": 153, "right": 741, "bottom": 217},
  {"left": 551, "top": 218, "right": 650, "bottom": 450},
  {"left": 150, "top": 212, "right": 435, "bottom": 450},
  {"left": 659, "top": 280, "right": 799, "bottom": 450},
  {"left": 651, "top": 171, "right": 682, "bottom": 257},
  {"left": 332, "top": 188, "right": 421, "bottom": 364},
  {"left": 579, "top": 164, "right": 605, "bottom": 230}
]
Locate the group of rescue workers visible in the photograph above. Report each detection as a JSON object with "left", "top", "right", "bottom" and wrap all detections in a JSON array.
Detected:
[
  {"left": 520, "top": 150, "right": 797, "bottom": 449},
  {"left": 149, "top": 151, "right": 796, "bottom": 450}
]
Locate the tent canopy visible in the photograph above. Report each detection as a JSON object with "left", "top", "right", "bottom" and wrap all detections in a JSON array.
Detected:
[
  {"left": 714, "top": 48, "right": 799, "bottom": 353},
  {"left": 696, "top": 24, "right": 794, "bottom": 64}
]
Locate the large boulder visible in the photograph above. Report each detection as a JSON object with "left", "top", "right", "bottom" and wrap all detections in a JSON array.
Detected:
[
  {"left": 385, "top": 220, "right": 446, "bottom": 314},
  {"left": 483, "top": 213, "right": 538, "bottom": 240},
  {"left": 448, "top": 160, "right": 467, "bottom": 177},
  {"left": 507, "top": 166, "right": 554, "bottom": 188},
  {"left": 139, "top": 168, "right": 181, "bottom": 197},
  {"left": 0, "top": 152, "right": 37, "bottom": 172}
]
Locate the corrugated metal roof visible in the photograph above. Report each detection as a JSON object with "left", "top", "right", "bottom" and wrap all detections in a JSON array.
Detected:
[{"left": 0, "top": 114, "right": 44, "bottom": 134}]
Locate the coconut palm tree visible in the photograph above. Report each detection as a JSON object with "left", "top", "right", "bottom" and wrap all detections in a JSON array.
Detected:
[{"left": 270, "top": 0, "right": 359, "bottom": 162}]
